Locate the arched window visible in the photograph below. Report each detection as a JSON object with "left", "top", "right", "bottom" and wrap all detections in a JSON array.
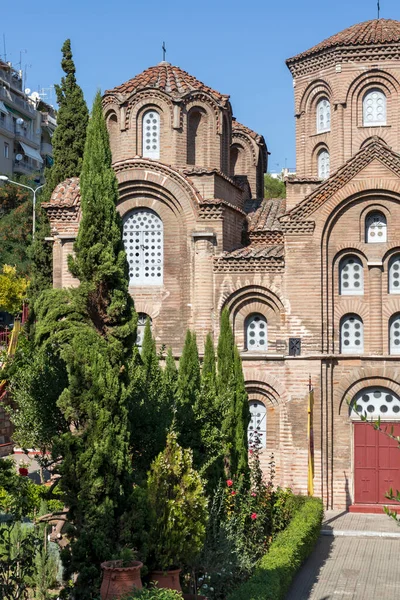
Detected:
[
  {"left": 351, "top": 387, "right": 400, "bottom": 419},
  {"left": 340, "top": 314, "right": 364, "bottom": 354},
  {"left": 245, "top": 314, "right": 267, "bottom": 351},
  {"left": 389, "top": 255, "right": 400, "bottom": 293},
  {"left": 316, "top": 98, "right": 331, "bottom": 133},
  {"left": 318, "top": 149, "right": 330, "bottom": 179},
  {"left": 122, "top": 208, "right": 163, "bottom": 285},
  {"left": 136, "top": 313, "right": 152, "bottom": 351},
  {"left": 248, "top": 400, "right": 266, "bottom": 449},
  {"left": 187, "top": 108, "right": 206, "bottom": 166},
  {"left": 363, "top": 89, "right": 387, "bottom": 127},
  {"left": 142, "top": 110, "right": 160, "bottom": 159},
  {"left": 389, "top": 314, "right": 400, "bottom": 355},
  {"left": 365, "top": 211, "right": 387, "bottom": 243},
  {"left": 339, "top": 255, "right": 363, "bottom": 295}
]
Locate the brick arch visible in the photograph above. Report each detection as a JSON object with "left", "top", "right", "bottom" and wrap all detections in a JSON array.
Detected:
[
  {"left": 231, "top": 132, "right": 257, "bottom": 169},
  {"left": 126, "top": 91, "right": 174, "bottom": 129},
  {"left": 337, "top": 372, "right": 400, "bottom": 415},
  {"left": 219, "top": 283, "right": 285, "bottom": 313},
  {"left": 298, "top": 78, "right": 333, "bottom": 114},
  {"left": 334, "top": 302, "right": 368, "bottom": 322},
  {"left": 383, "top": 298, "right": 400, "bottom": 320},
  {"left": 181, "top": 92, "right": 221, "bottom": 129},
  {"left": 186, "top": 105, "right": 209, "bottom": 167},
  {"left": 244, "top": 369, "right": 287, "bottom": 405},
  {"left": 312, "top": 142, "right": 330, "bottom": 177},
  {"left": 113, "top": 159, "right": 202, "bottom": 223},
  {"left": 134, "top": 300, "right": 161, "bottom": 320},
  {"left": 346, "top": 69, "right": 399, "bottom": 130}
]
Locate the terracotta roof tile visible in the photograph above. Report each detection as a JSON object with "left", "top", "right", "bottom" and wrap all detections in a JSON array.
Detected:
[
  {"left": 232, "top": 120, "right": 260, "bottom": 141},
  {"left": 222, "top": 244, "right": 284, "bottom": 259},
  {"left": 248, "top": 198, "right": 286, "bottom": 232},
  {"left": 105, "top": 62, "right": 228, "bottom": 105},
  {"left": 287, "top": 19, "right": 400, "bottom": 63},
  {"left": 43, "top": 177, "right": 80, "bottom": 208}
]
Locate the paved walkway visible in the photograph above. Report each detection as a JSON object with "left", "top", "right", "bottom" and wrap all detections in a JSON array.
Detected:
[{"left": 286, "top": 510, "right": 400, "bottom": 600}]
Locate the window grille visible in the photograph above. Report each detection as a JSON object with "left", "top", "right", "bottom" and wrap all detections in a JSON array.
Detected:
[
  {"left": 340, "top": 314, "right": 363, "bottom": 354},
  {"left": 136, "top": 313, "right": 152, "bottom": 351},
  {"left": 351, "top": 387, "right": 400, "bottom": 419},
  {"left": 123, "top": 208, "right": 163, "bottom": 285},
  {"left": 389, "top": 255, "right": 400, "bottom": 293},
  {"left": 339, "top": 256, "right": 363, "bottom": 295},
  {"left": 248, "top": 400, "right": 266, "bottom": 449},
  {"left": 389, "top": 314, "right": 400, "bottom": 355},
  {"left": 318, "top": 149, "right": 330, "bottom": 179},
  {"left": 317, "top": 98, "right": 331, "bottom": 133},
  {"left": 245, "top": 314, "right": 267, "bottom": 351},
  {"left": 363, "top": 89, "right": 386, "bottom": 126},
  {"left": 142, "top": 110, "right": 160, "bottom": 159},
  {"left": 365, "top": 211, "right": 387, "bottom": 243}
]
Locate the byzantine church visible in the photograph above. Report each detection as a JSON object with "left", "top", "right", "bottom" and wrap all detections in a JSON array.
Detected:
[{"left": 45, "top": 19, "right": 400, "bottom": 511}]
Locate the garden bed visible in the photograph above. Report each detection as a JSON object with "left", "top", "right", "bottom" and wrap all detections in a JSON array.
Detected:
[{"left": 227, "top": 496, "right": 323, "bottom": 600}]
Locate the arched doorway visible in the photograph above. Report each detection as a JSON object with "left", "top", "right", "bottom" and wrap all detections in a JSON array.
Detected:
[{"left": 351, "top": 387, "right": 400, "bottom": 506}]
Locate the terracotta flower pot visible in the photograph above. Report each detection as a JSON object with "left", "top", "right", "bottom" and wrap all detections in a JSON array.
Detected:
[
  {"left": 149, "top": 568, "right": 182, "bottom": 591},
  {"left": 18, "top": 467, "right": 28, "bottom": 476},
  {"left": 100, "top": 560, "right": 143, "bottom": 599}
]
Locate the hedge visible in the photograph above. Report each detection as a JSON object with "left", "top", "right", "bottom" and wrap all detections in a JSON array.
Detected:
[{"left": 227, "top": 496, "right": 324, "bottom": 600}]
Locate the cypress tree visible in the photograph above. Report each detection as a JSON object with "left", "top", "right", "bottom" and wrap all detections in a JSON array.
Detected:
[
  {"left": 198, "top": 333, "right": 225, "bottom": 493},
  {"left": 163, "top": 347, "right": 178, "bottom": 412},
  {"left": 175, "top": 331, "right": 202, "bottom": 465},
  {"left": 33, "top": 92, "right": 136, "bottom": 598},
  {"left": 217, "top": 308, "right": 249, "bottom": 479},
  {"left": 129, "top": 320, "right": 170, "bottom": 479},
  {"left": 29, "top": 39, "right": 89, "bottom": 301}
]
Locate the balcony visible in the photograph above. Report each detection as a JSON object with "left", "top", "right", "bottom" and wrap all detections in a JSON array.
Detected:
[
  {"left": 41, "top": 142, "right": 53, "bottom": 156},
  {"left": 13, "top": 158, "right": 42, "bottom": 175},
  {"left": 0, "top": 86, "right": 36, "bottom": 117}
]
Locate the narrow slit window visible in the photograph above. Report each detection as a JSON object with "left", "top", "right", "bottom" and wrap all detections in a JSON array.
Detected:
[
  {"left": 248, "top": 401, "right": 266, "bottom": 449},
  {"left": 389, "top": 255, "right": 400, "bottom": 293},
  {"left": 318, "top": 149, "right": 330, "bottom": 179},
  {"left": 245, "top": 314, "right": 267, "bottom": 351},
  {"left": 142, "top": 110, "right": 160, "bottom": 159},
  {"left": 339, "top": 256, "right": 363, "bottom": 295},
  {"left": 340, "top": 314, "right": 364, "bottom": 354},
  {"left": 389, "top": 314, "right": 400, "bottom": 355},
  {"left": 317, "top": 98, "right": 331, "bottom": 133},
  {"left": 366, "top": 211, "right": 387, "bottom": 243}
]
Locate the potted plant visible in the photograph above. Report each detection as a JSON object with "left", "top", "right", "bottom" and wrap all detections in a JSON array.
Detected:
[
  {"left": 146, "top": 432, "right": 208, "bottom": 592},
  {"left": 100, "top": 547, "right": 143, "bottom": 600},
  {"left": 126, "top": 586, "right": 184, "bottom": 598}
]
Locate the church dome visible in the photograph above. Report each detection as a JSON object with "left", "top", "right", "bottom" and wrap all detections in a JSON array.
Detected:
[
  {"left": 105, "top": 62, "right": 229, "bottom": 106},
  {"left": 287, "top": 19, "right": 400, "bottom": 64}
]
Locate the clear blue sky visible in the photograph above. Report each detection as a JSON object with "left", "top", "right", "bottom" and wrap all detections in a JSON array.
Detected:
[{"left": 4, "top": 0, "right": 399, "bottom": 172}]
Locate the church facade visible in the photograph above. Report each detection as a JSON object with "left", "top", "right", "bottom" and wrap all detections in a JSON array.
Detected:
[{"left": 45, "top": 19, "right": 400, "bottom": 510}]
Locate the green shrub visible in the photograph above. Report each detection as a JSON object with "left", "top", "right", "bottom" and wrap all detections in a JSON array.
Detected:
[
  {"left": 227, "top": 496, "right": 323, "bottom": 600},
  {"left": 125, "top": 586, "right": 183, "bottom": 599}
]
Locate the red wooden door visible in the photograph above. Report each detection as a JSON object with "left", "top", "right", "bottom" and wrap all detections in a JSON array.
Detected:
[{"left": 354, "top": 422, "right": 400, "bottom": 504}]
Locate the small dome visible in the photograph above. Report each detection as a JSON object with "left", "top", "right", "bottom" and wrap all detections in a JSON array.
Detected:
[
  {"left": 105, "top": 63, "right": 229, "bottom": 105},
  {"left": 48, "top": 177, "right": 80, "bottom": 207},
  {"left": 287, "top": 19, "right": 400, "bottom": 63}
]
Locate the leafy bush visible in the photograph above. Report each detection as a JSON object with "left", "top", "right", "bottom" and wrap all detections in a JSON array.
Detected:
[
  {"left": 146, "top": 431, "right": 208, "bottom": 571},
  {"left": 226, "top": 496, "right": 323, "bottom": 600},
  {"left": 125, "top": 586, "right": 183, "bottom": 599}
]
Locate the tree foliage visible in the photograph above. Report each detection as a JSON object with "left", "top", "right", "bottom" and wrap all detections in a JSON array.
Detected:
[
  {"left": 146, "top": 432, "right": 207, "bottom": 571},
  {"left": 264, "top": 174, "right": 286, "bottom": 199},
  {"left": 30, "top": 38, "right": 89, "bottom": 302},
  {"left": 0, "top": 265, "right": 28, "bottom": 314}
]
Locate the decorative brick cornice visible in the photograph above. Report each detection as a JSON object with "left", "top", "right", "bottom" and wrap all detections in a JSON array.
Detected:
[
  {"left": 198, "top": 199, "right": 246, "bottom": 220},
  {"left": 282, "top": 138, "right": 400, "bottom": 223},
  {"left": 183, "top": 166, "right": 243, "bottom": 191},
  {"left": 213, "top": 255, "right": 284, "bottom": 273}
]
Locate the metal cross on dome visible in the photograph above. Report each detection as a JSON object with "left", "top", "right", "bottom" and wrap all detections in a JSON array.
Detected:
[
  {"left": 377, "top": 0, "right": 380, "bottom": 19},
  {"left": 162, "top": 41, "right": 167, "bottom": 62}
]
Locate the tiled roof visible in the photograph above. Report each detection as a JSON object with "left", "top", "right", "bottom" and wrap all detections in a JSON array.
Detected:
[
  {"left": 232, "top": 120, "right": 260, "bottom": 141},
  {"left": 287, "top": 19, "right": 400, "bottom": 63},
  {"left": 44, "top": 177, "right": 80, "bottom": 207},
  {"left": 248, "top": 198, "right": 286, "bottom": 232},
  {"left": 105, "top": 62, "right": 228, "bottom": 105},
  {"left": 222, "top": 244, "right": 284, "bottom": 259}
]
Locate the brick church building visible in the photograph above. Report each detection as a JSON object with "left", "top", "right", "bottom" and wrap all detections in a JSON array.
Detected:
[{"left": 45, "top": 19, "right": 400, "bottom": 511}]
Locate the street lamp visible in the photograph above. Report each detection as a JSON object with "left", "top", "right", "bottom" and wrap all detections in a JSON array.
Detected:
[{"left": 0, "top": 175, "right": 44, "bottom": 241}]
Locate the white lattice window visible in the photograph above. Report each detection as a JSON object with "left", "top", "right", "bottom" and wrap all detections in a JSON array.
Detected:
[
  {"left": 248, "top": 400, "right": 266, "bottom": 449},
  {"left": 351, "top": 387, "right": 400, "bottom": 419},
  {"left": 389, "top": 314, "right": 400, "bottom": 355},
  {"left": 389, "top": 255, "right": 400, "bottom": 293},
  {"left": 318, "top": 149, "right": 330, "bottom": 179},
  {"left": 366, "top": 211, "right": 387, "bottom": 243},
  {"left": 142, "top": 110, "right": 160, "bottom": 159},
  {"left": 123, "top": 209, "right": 163, "bottom": 285},
  {"left": 317, "top": 98, "right": 331, "bottom": 133},
  {"left": 339, "top": 256, "right": 363, "bottom": 295},
  {"left": 363, "top": 89, "right": 387, "bottom": 126},
  {"left": 245, "top": 314, "right": 267, "bottom": 351},
  {"left": 340, "top": 314, "right": 364, "bottom": 354},
  {"left": 136, "top": 313, "right": 152, "bottom": 350}
]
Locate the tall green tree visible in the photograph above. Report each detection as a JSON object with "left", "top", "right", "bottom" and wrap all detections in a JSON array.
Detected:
[
  {"left": 264, "top": 173, "right": 286, "bottom": 199},
  {"left": 30, "top": 39, "right": 89, "bottom": 301},
  {"left": 198, "top": 333, "right": 225, "bottom": 493},
  {"left": 175, "top": 331, "right": 202, "bottom": 465},
  {"left": 217, "top": 308, "right": 250, "bottom": 479},
  {"left": 9, "top": 91, "right": 136, "bottom": 599}
]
